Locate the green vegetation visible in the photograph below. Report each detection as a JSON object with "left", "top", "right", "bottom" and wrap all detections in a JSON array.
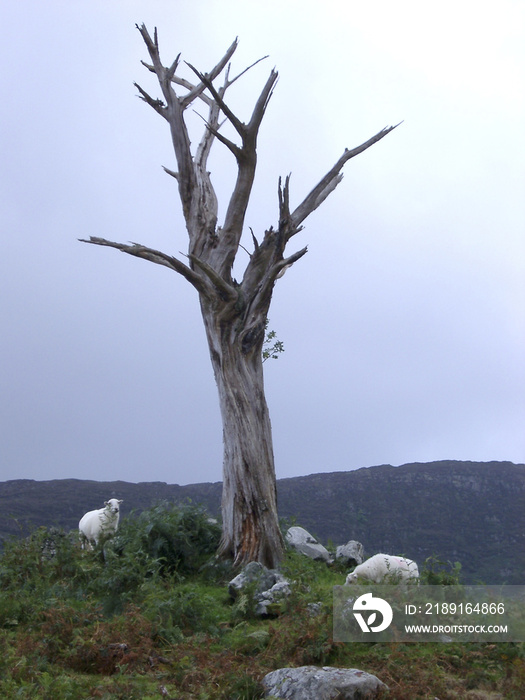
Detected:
[
  {"left": 262, "top": 320, "right": 284, "bottom": 362},
  {"left": 0, "top": 502, "right": 523, "bottom": 699},
  {"left": 2, "top": 461, "right": 524, "bottom": 585}
]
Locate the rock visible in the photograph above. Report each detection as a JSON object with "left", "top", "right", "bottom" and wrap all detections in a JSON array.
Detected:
[
  {"left": 336, "top": 540, "right": 364, "bottom": 567},
  {"left": 260, "top": 580, "right": 291, "bottom": 600},
  {"left": 306, "top": 601, "right": 323, "bottom": 617},
  {"left": 256, "top": 579, "right": 292, "bottom": 616},
  {"left": 228, "top": 562, "right": 291, "bottom": 616},
  {"left": 228, "top": 562, "right": 280, "bottom": 599},
  {"left": 40, "top": 527, "right": 67, "bottom": 560},
  {"left": 262, "top": 665, "right": 388, "bottom": 699},
  {"left": 285, "top": 526, "right": 332, "bottom": 562}
]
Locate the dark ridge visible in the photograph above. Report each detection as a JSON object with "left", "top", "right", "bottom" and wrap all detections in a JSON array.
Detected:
[{"left": 1, "top": 460, "right": 523, "bottom": 584}]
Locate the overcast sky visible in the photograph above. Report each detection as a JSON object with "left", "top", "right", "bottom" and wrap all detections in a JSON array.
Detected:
[{"left": 1, "top": 0, "right": 524, "bottom": 486}]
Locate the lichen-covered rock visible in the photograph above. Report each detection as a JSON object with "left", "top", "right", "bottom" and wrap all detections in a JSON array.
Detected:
[
  {"left": 256, "top": 579, "right": 292, "bottom": 615},
  {"left": 336, "top": 540, "right": 364, "bottom": 567},
  {"left": 285, "top": 526, "right": 332, "bottom": 562},
  {"left": 228, "top": 562, "right": 279, "bottom": 599},
  {"left": 262, "top": 665, "right": 388, "bottom": 699},
  {"left": 228, "top": 562, "right": 291, "bottom": 616}
]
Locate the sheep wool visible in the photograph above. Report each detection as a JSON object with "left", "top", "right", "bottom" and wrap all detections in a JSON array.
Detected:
[
  {"left": 345, "top": 553, "right": 419, "bottom": 585},
  {"left": 79, "top": 498, "right": 123, "bottom": 549}
]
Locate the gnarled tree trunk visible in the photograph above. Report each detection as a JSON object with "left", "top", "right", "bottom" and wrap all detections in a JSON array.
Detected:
[
  {"left": 201, "top": 301, "right": 280, "bottom": 566},
  {"left": 82, "top": 25, "right": 396, "bottom": 568}
]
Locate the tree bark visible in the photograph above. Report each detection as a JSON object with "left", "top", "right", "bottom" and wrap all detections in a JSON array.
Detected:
[
  {"left": 200, "top": 297, "right": 282, "bottom": 567},
  {"left": 81, "top": 26, "right": 397, "bottom": 568}
]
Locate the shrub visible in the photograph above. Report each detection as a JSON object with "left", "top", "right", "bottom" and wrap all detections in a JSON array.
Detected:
[
  {"left": 113, "top": 500, "right": 221, "bottom": 577},
  {"left": 420, "top": 554, "right": 462, "bottom": 585},
  {"left": 80, "top": 501, "right": 222, "bottom": 614},
  {"left": 0, "top": 527, "right": 80, "bottom": 590},
  {"left": 0, "top": 527, "right": 87, "bottom": 626}
]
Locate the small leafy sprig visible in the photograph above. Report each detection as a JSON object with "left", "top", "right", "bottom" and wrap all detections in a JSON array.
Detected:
[{"left": 262, "top": 320, "right": 284, "bottom": 362}]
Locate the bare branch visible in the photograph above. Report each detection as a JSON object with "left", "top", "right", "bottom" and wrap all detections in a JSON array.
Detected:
[
  {"left": 194, "top": 111, "right": 222, "bottom": 173},
  {"left": 278, "top": 175, "right": 292, "bottom": 227},
  {"left": 199, "top": 116, "right": 242, "bottom": 158},
  {"left": 242, "top": 244, "right": 308, "bottom": 327},
  {"left": 275, "top": 246, "right": 308, "bottom": 276},
  {"left": 172, "top": 76, "right": 214, "bottom": 107},
  {"left": 217, "top": 70, "right": 279, "bottom": 264},
  {"left": 249, "top": 227, "right": 259, "bottom": 253},
  {"left": 227, "top": 55, "right": 269, "bottom": 87},
  {"left": 136, "top": 23, "right": 158, "bottom": 56},
  {"left": 188, "top": 254, "right": 238, "bottom": 302},
  {"left": 246, "top": 69, "right": 278, "bottom": 135},
  {"left": 240, "top": 120, "right": 392, "bottom": 305},
  {"left": 178, "top": 48, "right": 267, "bottom": 111},
  {"left": 165, "top": 53, "right": 181, "bottom": 82},
  {"left": 137, "top": 31, "right": 237, "bottom": 111},
  {"left": 290, "top": 124, "right": 400, "bottom": 230},
  {"left": 162, "top": 166, "right": 179, "bottom": 180},
  {"left": 79, "top": 237, "right": 207, "bottom": 293},
  {"left": 180, "top": 38, "right": 238, "bottom": 110},
  {"left": 134, "top": 82, "right": 167, "bottom": 118},
  {"left": 136, "top": 24, "right": 164, "bottom": 78},
  {"left": 140, "top": 59, "right": 155, "bottom": 73},
  {"left": 185, "top": 62, "right": 246, "bottom": 139},
  {"left": 136, "top": 24, "right": 197, "bottom": 221}
]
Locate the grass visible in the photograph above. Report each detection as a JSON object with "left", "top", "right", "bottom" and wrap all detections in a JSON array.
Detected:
[{"left": 0, "top": 503, "right": 522, "bottom": 699}]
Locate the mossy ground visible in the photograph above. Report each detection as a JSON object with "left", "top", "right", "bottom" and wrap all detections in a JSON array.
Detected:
[{"left": 0, "top": 504, "right": 522, "bottom": 699}]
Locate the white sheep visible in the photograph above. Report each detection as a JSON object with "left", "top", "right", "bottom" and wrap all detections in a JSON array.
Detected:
[
  {"left": 345, "top": 553, "right": 419, "bottom": 585},
  {"left": 79, "top": 498, "right": 123, "bottom": 549}
]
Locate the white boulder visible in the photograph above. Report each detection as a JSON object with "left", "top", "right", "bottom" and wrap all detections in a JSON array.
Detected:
[
  {"left": 285, "top": 526, "right": 332, "bottom": 562},
  {"left": 336, "top": 540, "right": 364, "bottom": 567}
]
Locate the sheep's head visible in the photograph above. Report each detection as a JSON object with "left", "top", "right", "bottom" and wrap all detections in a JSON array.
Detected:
[
  {"left": 345, "top": 572, "right": 358, "bottom": 585},
  {"left": 105, "top": 498, "right": 123, "bottom": 514}
]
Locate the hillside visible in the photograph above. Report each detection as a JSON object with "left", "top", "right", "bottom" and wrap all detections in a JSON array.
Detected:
[
  {"left": 1, "top": 460, "right": 523, "bottom": 583},
  {"left": 276, "top": 460, "right": 525, "bottom": 584}
]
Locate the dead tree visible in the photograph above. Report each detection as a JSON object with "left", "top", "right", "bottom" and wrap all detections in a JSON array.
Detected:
[{"left": 82, "top": 25, "right": 397, "bottom": 568}]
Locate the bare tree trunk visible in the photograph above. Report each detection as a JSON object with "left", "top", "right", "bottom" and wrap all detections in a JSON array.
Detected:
[
  {"left": 201, "top": 301, "right": 282, "bottom": 567},
  {"left": 81, "top": 25, "right": 397, "bottom": 568}
]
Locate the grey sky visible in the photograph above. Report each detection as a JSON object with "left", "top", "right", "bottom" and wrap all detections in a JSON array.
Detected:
[{"left": 1, "top": 0, "right": 524, "bottom": 486}]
